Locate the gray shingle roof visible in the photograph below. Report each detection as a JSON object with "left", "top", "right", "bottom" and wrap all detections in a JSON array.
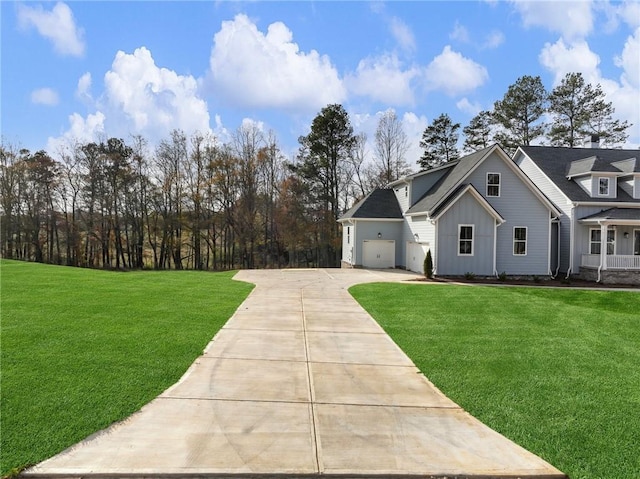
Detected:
[
  {"left": 520, "top": 146, "right": 640, "bottom": 203},
  {"left": 339, "top": 188, "right": 403, "bottom": 220},
  {"left": 579, "top": 207, "right": 640, "bottom": 221},
  {"left": 406, "top": 145, "right": 494, "bottom": 215},
  {"left": 566, "top": 156, "right": 621, "bottom": 177}
]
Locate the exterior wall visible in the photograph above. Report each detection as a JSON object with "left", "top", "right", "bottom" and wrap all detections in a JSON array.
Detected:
[
  {"left": 351, "top": 220, "right": 403, "bottom": 267},
  {"left": 399, "top": 214, "right": 436, "bottom": 269},
  {"left": 437, "top": 192, "right": 495, "bottom": 276},
  {"left": 466, "top": 152, "right": 552, "bottom": 275},
  {"left": 341, "top": 221, "right": 354, "bottom": 265},
  {"left": 514, "top": 153, "right": 572, "bottom": 273},
  {"left": 579, "top": 268, "right": 640, "bottom": 286},
  {"left": 393, "top": 183, "right": 410, "bottom": 213}
]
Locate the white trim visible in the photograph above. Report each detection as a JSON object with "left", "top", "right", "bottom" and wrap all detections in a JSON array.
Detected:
[
  {"left": 589, "top": 227, "right": 616, "bottom": 255},
  {"left": 486, "top": 172, "right": 501, "bottom": 197},
  {"left": 493, "top": 220, "right": 498, "bottom": 276},
  {"left": 634, "top": 229, "right": 640, "bottom": 256},
  {"left": 513, "top": 226, "right": 528, "bottom": 256},
  {"left": 338, "top": 217, "right": 404, "bottom": 223},
  {"left": 458, "top": 224, "right": 474, "bottom": 256}
]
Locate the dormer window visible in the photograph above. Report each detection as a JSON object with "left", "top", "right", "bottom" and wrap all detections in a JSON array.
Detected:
[
  {"left": 487, "top": 173, "right": 500, "bottom": 197},
  {"left": 598, "top": 177, "right": 610, "bottom": 196}
]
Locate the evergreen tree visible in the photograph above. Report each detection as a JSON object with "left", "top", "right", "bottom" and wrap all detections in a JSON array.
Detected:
[
  {"left": 463, "top": 110, "right": 494, "bottom": 152},
  {"left": 418, "top": 113, "right": 460, "bottom": 170},
  {"left": 493, "top": 75, "right": 547, "bottom": 153}
]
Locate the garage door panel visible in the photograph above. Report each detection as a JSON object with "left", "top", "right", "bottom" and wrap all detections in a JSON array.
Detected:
[{"left": 363, "top": 240, "right": 395, "bottom": 269}]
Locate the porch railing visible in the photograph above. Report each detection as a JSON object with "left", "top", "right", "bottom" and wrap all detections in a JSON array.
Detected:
[{"left": 581, "top": 254, "right": 640, "bottom": 269}]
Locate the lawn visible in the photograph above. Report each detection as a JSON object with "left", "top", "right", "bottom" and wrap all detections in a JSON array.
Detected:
[
  {"left": 350, "top": 283, "right": 640, "bottom": 479},
  {"left": 0, "top": 260, "right": 254, "bottom": 477}
]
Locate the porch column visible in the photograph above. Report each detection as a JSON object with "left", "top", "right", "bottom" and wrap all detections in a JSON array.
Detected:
[{"left": 600, "top": 223, "right": 607, "bottom": 271}]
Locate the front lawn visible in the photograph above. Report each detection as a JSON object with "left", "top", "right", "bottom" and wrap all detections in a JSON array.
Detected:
[
  {"left": 0, "top": 260, "right": 253, "bottom": 477},
  {"left": 350, "top": 283, "right": 640, "bottom": 479}
]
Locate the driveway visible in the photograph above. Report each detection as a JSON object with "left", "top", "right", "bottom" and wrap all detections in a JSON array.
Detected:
[{"left": 25, "top": 268, "right": 565, "bottom": 478}]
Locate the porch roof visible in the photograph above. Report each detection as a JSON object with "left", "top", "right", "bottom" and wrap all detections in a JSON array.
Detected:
[{"left": 578, "top": 207, "right": 640, "bottom": 224}]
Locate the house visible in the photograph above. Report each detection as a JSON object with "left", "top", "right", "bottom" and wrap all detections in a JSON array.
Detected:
[
  {"left": 513, "top": 144, "right": 640, "bottom": 284},
  {"left": 339, "top": 144, "right": 563, "bottom": 278}
]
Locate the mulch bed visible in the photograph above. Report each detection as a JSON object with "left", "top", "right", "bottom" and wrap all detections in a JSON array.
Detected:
[{"left": 407, "top": 276, "right": 639, "bottom": 289}]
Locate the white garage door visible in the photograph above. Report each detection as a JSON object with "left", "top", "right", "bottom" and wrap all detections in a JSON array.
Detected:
[
  {"left": 406, "top": 242, "right": 428, "bottom": 274},
  {"left": 362, "top": 240, "right": 395, "bottom": 269}
]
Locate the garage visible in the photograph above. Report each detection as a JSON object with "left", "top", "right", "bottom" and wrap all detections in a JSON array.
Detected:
[
  {"left": 406, "top": 241, "right": 428, "bottom": 274},
  {"left": 362, "top": 240, "right": 395, "bottom": 269}
]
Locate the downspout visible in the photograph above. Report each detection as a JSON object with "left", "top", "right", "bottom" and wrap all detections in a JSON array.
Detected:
[
  {"left": 352, "top": 220, "right": 357, "bottom": 267},
  {"left": 565, "top": 205, "right": 575, "bottom": 279},
  {"left": 431, "top": 218, "right": 438, "bottom": 276},
  {"left": 493, "top": 219, "right": 499, "bottom": 278},
  {"left": 552, "top": 218, "right": 561, "bottom": 279},
  {"left": 547, "top": 214, "right": 552, "bottom": 277},
  {"left": 596, "top": 221, "right": 607, "bottom": 283}
]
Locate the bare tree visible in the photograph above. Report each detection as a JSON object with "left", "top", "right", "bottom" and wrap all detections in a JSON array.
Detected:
[{"left": 374, "top": 109, "right": 410, "bottom": 184}]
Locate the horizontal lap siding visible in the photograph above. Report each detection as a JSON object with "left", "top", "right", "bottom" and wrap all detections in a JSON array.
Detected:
[
  {"left": 468, "top": 153, "right": 551, "bottom": 275},
  {"left": 437, "top": 193, "right": 495, "bottom": 276},
  {"left": 402, "top": 215, "right": 436, "bottom": 268}
]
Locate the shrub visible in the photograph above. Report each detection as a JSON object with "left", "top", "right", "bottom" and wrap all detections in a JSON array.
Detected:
[
  {"left": 498, "top": 271, "right": 507, "bottom": 282},
  {"left": 424, "top": 249, "right": 434, "bottom": 279},
  {"left": 464, "top": 272, "right": 476, "bottom": 280}
]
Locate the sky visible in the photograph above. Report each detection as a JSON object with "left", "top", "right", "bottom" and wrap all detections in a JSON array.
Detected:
[{"left": 1, "top": 0, "right": 639, "bottom": 168}]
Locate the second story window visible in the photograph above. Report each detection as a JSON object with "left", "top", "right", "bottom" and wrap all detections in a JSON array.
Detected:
[
  {"left": 598, "top": 177, "right": 610, "bottom": 196},
  {"left": 487, "top": 173, "right": 500, "bottom": 197}
]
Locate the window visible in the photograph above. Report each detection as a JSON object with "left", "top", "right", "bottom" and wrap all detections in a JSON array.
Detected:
[
  {"left": 590, "top": 228, "right": 616, "bottom": 255},
  {"left": 347, "top": 226, "right": 350, "bottom": 244},
  {"left": 513, "top": 227, "right": 527, "bottom": 255},
  {"left": 487, "top": 173, "right": 500, "bottom": 197},
  {"left": 458, "top": 225, "right": 474, "bottom": 256},
  {"left": 634, "top": 230, "right": 640, "bottom": 256},
  {"left": 598, "top": 177, "right": 610, "bottom": 196},
  {"left": 405, "top": 186, "right": 408, "bottom": 197}
]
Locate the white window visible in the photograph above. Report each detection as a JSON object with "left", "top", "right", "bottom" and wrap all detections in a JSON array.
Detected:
[
  {"left": 598, "top": 177, "right": 610, "bottom": 196},
  {"left": 458, "top": 225, "right": 474, "bottom": 256},
  {"left": 347, "top": 226, "right": 350, "bottom": 244},
  {"left": 405, "top": 185, "right": 408, "bottom": 197},
  {"left": 590, "top": 228, "right": 616, "bottom": 255},
  {"left": 513, "top": 227, "right": 527, "bottom": 255},
  {"left": 487, "top": 173, "right": 500, "bottom": 197}
]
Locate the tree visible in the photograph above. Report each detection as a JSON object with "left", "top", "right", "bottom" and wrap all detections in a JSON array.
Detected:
[
  {"left": 374, "top": 109, "right": 411, "bottom": 184},
  {"left": 463, "top": 110, "right": 494, "bottom": 152},
  {"left": 418, "top": 113, "right": 460, "bottom": 170},
  {"left": 493, "top": 75, "right": 547, "bottom": 153},
  {"left": 295, "top": 104, "right": 356, "bottom": 267},
  {"left": 548, "top": 72, "right": 631, "bottom": 148}
]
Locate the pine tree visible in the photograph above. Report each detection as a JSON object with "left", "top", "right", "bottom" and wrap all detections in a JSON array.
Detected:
[{"left": 418, "top": 113, "right": 460, "bottom": 170}]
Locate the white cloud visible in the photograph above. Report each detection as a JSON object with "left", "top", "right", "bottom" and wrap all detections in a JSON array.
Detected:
[
  {"left": 512, "top": 0, "right": 594, "bottom": 41},
  {"left": 207, "top": 14, "right": 345, "bottom": 112},
  {"left": 618, "top": 0, "right": 640, "bottom": 28},
  {"left": 389, "top": 16, "right": 416, "bottom": 52},
  {"left": 539, "top": 39, "right": 602, "bottom": 85},
  {"left": 345, "top": 53, "right": 419, "bottom": 105},
  {"left": 47, "top": 111, "right": 106, "bottom": 153},
  {"left": 103, "top": 47, "right": 210, "bottom": 139},
  {"left": 17, "top": 2, "right": 85, "bottom": 57},
  {"left": 482, "top": 30, "right": 505, "bottom": 49},
  {"left": 456, "top": 97, "right": 482, "bottom": 116},
  {"left": 424, "top": 46, "right": 489, "bottom": 96},
  {"left": 76, "top": 72, "right": 92, "bottom": 102},
  {"left": 31, "top": 87, "right": 59, "bottom": 106},
  {"left": 615, "top": 27, "right": 640, "bottom": 89},
  {"left": 450, "top": 21, "right": 470, "bottom": 43}
]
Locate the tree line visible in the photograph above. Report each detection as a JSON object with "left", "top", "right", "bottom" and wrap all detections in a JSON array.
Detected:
[
  {"left": 419, "top": 72, "right": 631, "bottom": 169},
  {"left": 0, "top": 72, "right": 631, "bottom": 270}
]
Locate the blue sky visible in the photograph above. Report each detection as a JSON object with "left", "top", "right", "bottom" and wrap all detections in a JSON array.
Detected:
[{"left": 2, "top": 1, "right": 639, "bottom": 166}]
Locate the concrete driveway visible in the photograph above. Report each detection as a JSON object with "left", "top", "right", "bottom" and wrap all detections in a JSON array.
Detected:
[{"left": 25, "top": 268, "right": 566, "bottom": 478}]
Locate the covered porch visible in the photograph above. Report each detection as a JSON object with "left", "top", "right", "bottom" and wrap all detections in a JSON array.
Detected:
[{"left": 578, "top": 208, "right": 640, "bottom": 284}]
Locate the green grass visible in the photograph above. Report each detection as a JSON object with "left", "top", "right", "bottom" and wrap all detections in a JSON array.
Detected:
[
  {"left": 0, "top": 260, "right": 253, "bottom": 477},
  {"left": 350, "top": 283, "right": 640, "bottom": 479}
]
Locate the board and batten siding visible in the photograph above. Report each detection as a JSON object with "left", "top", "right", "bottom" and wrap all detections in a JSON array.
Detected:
[
  {"left": 437, "top": 192, "right": 495, "bottom": 276},
  {"left": 352, "top": 220, "right": 403, "bottom": 267},
  {"left": 514, "top": 152, "right": 572, "bottom": 274},
  {"left": 466, "top": 152, "right": 552, "bottom": 275}
]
